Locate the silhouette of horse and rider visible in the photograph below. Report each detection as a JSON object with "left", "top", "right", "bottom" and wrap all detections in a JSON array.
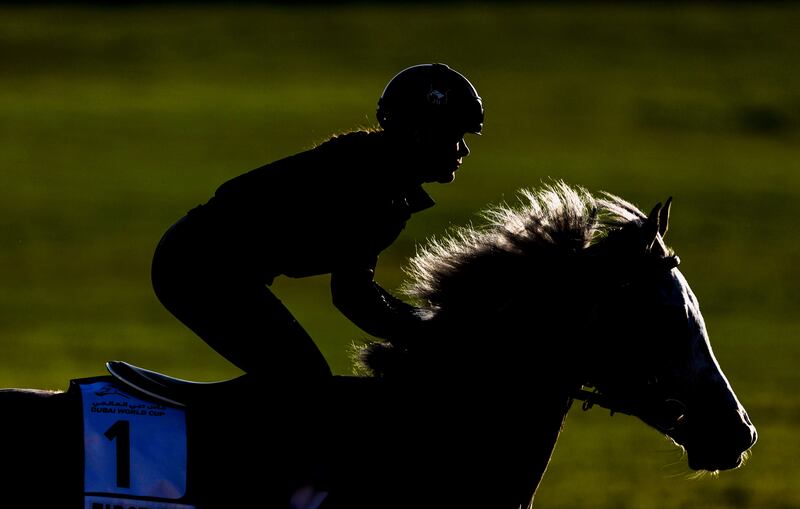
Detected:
[{"left": 0, "top": 64, "right": 755, "bottom": 509}]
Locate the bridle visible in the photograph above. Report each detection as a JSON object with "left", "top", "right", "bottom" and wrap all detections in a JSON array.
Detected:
[
  {"left": 571, "top": 253, "right": 689, "bottom": 434},
  {"left": 571, "top": 383, "right": 689, "bottom": 433},
  {"left": 572, "top": 386, "right": 636, "bottom": 416}
]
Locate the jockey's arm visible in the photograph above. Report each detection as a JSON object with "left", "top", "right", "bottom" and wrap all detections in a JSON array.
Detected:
[{"left": 331, "top": 258, "right": 425, "bottom": 341}]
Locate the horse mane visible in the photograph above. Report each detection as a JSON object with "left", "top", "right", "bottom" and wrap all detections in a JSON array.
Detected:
[{"left": 355, "top": 182, "right": 663, "bottom": 377}]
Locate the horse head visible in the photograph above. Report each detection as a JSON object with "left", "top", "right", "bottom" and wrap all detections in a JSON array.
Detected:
[
  {"left": 578, "top": 197, "right": 757, "bottom": 472},
  {"left": 357, "top": 183, "right": 757, "bottom": 475}
]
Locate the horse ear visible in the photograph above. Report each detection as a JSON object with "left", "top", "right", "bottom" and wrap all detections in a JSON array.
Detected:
[
  {"left": 643, "top": 202, "right": 661, "bottom": 251},
  {"left": 658, "top": 197, "right": 672, "bottom": 238}
]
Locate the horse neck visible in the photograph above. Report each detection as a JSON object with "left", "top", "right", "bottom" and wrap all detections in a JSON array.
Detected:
[
  {"left": 440, "top": 377, "right": 573, "bottom": 508},
  {"left": 385, "top": 295, "right": 586, "bottom": 506},
  {"left": 409, "top": 348, "right": 575, "bottom": 508},
  {"left": 461, "top": 305, "right": 584, "bottom": 505},
  {"left": 517, "top": 382, "right": 575, "bottom": 506}
]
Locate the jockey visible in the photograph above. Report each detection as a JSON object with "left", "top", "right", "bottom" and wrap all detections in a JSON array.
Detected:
[{"left": 151, "top": 63, "right": 484, "bottom": 385}]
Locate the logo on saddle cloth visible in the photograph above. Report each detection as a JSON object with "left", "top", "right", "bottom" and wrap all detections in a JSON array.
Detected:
[{"left": 77, "top": 379, "right": 195, "bottom": 509}]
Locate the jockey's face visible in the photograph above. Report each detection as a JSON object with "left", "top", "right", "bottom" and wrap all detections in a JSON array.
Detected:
[{"left": 407, "top": 127, "right": 472, "bottom": 184}]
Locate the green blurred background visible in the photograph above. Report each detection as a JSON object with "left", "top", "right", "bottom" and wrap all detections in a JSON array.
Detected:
[{"left": 1, "top": 3, "right": 797, "bottom": 508}]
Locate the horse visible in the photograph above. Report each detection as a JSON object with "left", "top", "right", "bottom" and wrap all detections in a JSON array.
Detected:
[{"left": 0, "top": 182, "right": 756, "bottom": 509}]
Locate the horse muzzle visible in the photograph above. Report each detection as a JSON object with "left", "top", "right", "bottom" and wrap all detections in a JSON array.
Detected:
[{"left": 682, "top": 407, "right": 758, "bottom": 472}]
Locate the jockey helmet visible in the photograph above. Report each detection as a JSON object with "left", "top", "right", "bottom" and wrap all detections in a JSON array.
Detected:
[{"left": 377, "top": 63, "right": 484, "bottom": 135}]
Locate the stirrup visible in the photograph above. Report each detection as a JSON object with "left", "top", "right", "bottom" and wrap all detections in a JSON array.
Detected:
[{"left": 106, "top": 360, "right": 247, "bottom": 408}]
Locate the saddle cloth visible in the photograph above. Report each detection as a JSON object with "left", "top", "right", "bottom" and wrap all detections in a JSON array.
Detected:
[
  {"left": 73, "top": 376, "right": 328, "bottom": 509},
  {"left": 75, "top": 377, "right": 195, "bottom": 509}
]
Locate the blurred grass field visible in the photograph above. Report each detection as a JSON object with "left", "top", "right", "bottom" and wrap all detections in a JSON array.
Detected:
[{"left": 1, "top": 3, "right": 798, "bottom": 508}]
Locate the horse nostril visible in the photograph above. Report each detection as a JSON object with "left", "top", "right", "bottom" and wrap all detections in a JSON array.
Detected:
[
  {"left": 733, "top": 423, "right": 758, "bottom": 452},
  {"left": 747, "top": 424, "right": 758, "bottom": 448},
  {"left": 739, "top": 407, "right": 751, "bottom": 424},
  {"left": 738, "top": 408, "right": 757, "bottom": 448}
]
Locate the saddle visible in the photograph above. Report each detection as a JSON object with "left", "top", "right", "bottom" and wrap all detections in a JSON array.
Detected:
[
  {"left": 106, "top": 360, "right": 251, "bottom": 407},
  {"left": 107, "top": 361, "right": 377, "bottom": 409}
]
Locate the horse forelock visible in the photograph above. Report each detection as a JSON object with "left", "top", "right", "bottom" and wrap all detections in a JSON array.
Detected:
[{"left": 401, "top": 182, "right": 649, "bottom": 308}]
